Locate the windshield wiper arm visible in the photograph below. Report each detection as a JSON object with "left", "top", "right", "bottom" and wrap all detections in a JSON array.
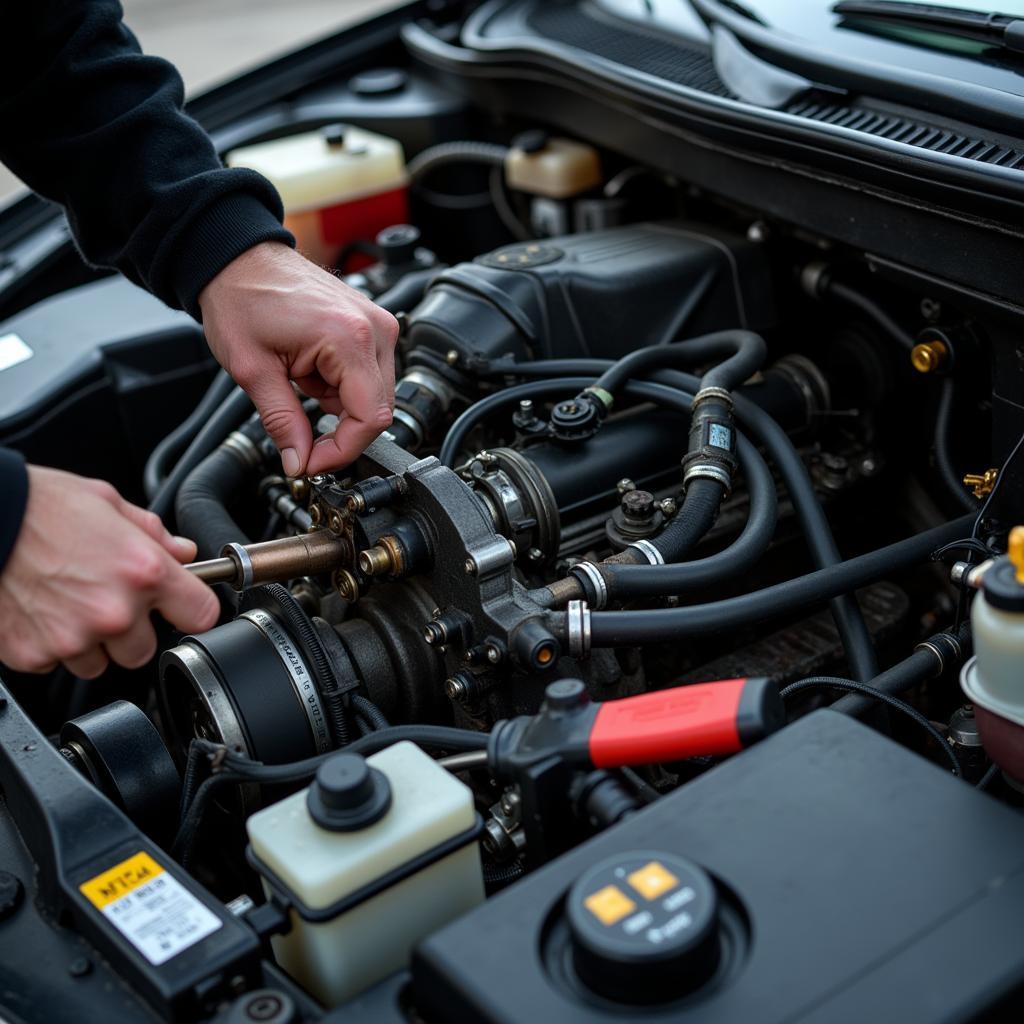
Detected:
[{"left": 833, "top": 2, "right": 1024, "bottom": 55}]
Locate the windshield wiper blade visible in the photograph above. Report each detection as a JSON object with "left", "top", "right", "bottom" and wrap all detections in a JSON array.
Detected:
[{"left": 833, "top": 2, "right": 1024, "bottom": 54}]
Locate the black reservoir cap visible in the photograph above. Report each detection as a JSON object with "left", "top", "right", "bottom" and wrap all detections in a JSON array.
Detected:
[
  {"left": 307, "top": 753, "right": 392, "bottom": 832},
  {"left": 567, "top": 850, "right": 719, "bottom": 1004}
]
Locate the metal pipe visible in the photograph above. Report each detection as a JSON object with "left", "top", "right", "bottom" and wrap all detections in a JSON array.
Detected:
[{"left": 185, "top": 530, "right": 350, "bottom": 591}]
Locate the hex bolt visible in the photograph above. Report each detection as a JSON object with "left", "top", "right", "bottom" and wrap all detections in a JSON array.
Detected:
[
  {"left": 659, "top": 497, "right": 678, "bottom": 517},
  {"left": 464, "top": 557, "right": 477, "bottom": 576},
  {"left": 485, "top": 644, "right": 502, "bottom": 664},
  {"left": 616, "top": 478, "right": 636, "bottom": 495}
]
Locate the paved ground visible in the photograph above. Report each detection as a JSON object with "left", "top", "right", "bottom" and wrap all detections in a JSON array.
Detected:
[{"left": 0, "top": 0, "right": 400, "bottom": 203}]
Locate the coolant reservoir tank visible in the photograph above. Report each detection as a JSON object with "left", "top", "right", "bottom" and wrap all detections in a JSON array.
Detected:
[
  {"left": 505, "top": 134, "right": 602, "bottom": 198},
  {"left": 227, "top": 124, "right": 408, "bottom": 267},
  {"left": 961, "top": 526, "right": 1024, "bottom": 781},
  {"left": 246, "top": 742, "right": 483, "bottom": 1006}
]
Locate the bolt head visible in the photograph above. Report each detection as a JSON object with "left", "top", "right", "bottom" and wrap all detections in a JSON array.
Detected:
[
  {"left": 464, "top": 557, "right": 476, "bottom": 575},
  {"left": 445, "top": 676, "right": 466, "bottom": 700},
  {"left": 486, "top": 644, "right": 501, "bottom": 664},
  {"left": 528, "top": 547, "right": 544, "bottom": 562},
  {"left": 616, "top": 478, "right": 636, "bottom": 495},
  {"left": 446, "top": 349, "right": 460, "bottom": 365}
]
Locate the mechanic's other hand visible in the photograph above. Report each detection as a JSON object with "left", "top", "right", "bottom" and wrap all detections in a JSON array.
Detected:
[
  {"left": 0, "top": 467, "right": 220, "bottom": 679},
  {"left": 199, "top": 242, "right": 399, "bottom": 477}
]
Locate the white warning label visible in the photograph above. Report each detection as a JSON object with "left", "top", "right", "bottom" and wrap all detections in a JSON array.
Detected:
[{"left": 80, "top": 852, "right": 222, "bottom": 965}]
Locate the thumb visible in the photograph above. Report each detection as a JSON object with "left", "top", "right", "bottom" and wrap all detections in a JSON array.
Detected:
[{"left": 241, "top": 362, "right": 312, "bottom": 477}]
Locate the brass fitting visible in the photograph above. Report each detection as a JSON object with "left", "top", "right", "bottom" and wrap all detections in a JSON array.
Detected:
[
  {"left": 185, "top": 530, "right": 349, "bottom": 590},
  {"left": 357, "top": 534, "right": 405, "bottom": 578},
  {"left": 911, "top": 338, "right": 949, "bottom": 374},
  {"left": 963, "top": 467, "right": 998, "bottom": 499}
]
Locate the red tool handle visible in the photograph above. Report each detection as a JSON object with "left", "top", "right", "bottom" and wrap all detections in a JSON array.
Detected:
[{"left": 587, "top": 678, "right": 779, "bottom": 768}]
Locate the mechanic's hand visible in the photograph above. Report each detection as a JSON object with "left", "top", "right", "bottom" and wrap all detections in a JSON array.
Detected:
[
  {"left": 0, "top": 467, "right": 220, "bottom": 679},
  {"left": 199, "top": 241, "right": 399, "bottom": 477}
]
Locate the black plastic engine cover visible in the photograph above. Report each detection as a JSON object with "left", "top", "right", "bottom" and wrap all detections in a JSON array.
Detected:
[
  {"left": 412, "top": 710, "right": 1024, "bottom": 1022},
  {"left": 405, "top": 222, "right": 775, "bottom": 364}
]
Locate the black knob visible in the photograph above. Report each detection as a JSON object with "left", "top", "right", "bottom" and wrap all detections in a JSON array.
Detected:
[
  {"left": 321, "top": 123, "right": 347, "bottom": 148},
  {"left": 544, "top": 678, "right": 588, "bottom": 711},
  {"left": 375, "top": 224, "right": 421, "bottom": 266},
  {"left": 567, "top": 851, "right": 719, "bottom": 1004},
  {"left": 513, "top": 129, "right": 550, "bottom": 154},
  {"left": 307, "top": 753, "right": 392, "bottom": 832}
]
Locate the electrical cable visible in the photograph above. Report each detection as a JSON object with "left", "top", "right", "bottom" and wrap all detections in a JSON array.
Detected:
[{"left": 780, "top": 675, "right": 962, "bottom": 777}]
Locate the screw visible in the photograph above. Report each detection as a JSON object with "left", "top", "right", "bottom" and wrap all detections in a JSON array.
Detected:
[
  {"left": 485, "top": 644, "right": 501, "bottom": 664},
  {"left": 659, "top": 497, "right": 678, "bottom": 517},
  {"left": 243, "top": 993, "right": 285, "bottom": 1021},
  {"left": 528, "top": 547, "right": 544, "bottom": 562},
  {"left": 446, "top": 676, "right": 468, "bottom": 700},
  {"left": 500, "top": 789, "right": 521, "bottom": 816},
  {"left": 446, "top": 349, "right": 460, "bottom": 365},
  {"left": 22, "top": 742, "right": 36, "bottom": 752},
  {"left": 309, "top": 504, "right": 322, "bottom": 527},
  {"left": 464, "top": 557, "right": 477, "bottom": 575},
  {"left": 519, "top": 399, "right": 534, "bottom": 416},
  {"left": 423, "top": 621, "right": 446, "bottom": 645},
  {"left": 68, "top": 957, "right": 92, "bottom": 978},
  {"left": 920, "top": 297, "right": 942, "bottom": 321},
  {"left": 747, "top": 220, "right": 769, "bottom": 243},
  {"left": 616, "top": 478, "right": 636, "bottom": 495}
]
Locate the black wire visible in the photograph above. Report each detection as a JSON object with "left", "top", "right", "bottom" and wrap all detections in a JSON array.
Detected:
[
  {"left": 976, "top": 762, "right": 999, "bottom": 790},
  {"left": 780, "top": 676, "right": 962, "bottom": 777}
]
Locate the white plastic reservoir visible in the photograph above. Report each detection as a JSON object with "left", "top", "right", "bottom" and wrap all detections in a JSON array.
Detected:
[{"left": 247, "top": 741, "right": 483, "bottom": 1006}]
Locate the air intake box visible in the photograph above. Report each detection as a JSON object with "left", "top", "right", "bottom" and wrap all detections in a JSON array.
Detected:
[{"left": 405, "top": 222, "right": 774, "bottom": 364}]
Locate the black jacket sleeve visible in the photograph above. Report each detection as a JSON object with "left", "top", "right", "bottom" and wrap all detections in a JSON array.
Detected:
[
  {"left": 0, "top": 1, "right": 298, "bottom": 574},
  {"left": 0, "top": 0, "right": 294, "bottom": 319},
  {"left": 0, "top": 449, "right": 29, "bottom": 575}
]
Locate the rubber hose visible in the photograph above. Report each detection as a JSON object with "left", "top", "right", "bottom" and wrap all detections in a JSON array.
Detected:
[
  {"left": 599, "top": 434, "right": 777, "bottom": 599},
  {"left": 480, "top": 359, "right": 878, "bottom": 680},
  {"left": 407, "top": 140, "right": 509, "bottom": 180},
  {"left": 483, "top": 861, "right": 524, "bottom": 887},
  {"left": 143, "top": 370, "right": 234, "bottom": 501},
  {"left": 934, "top": 376, "right": 977, "bottom": 512},
  {"left": 150, "top": 385, "right": 252, "bottom": 523},
  {"left": 650, "top": 479, "right": 725, "bottom": 562},
  {"left": 174, "top": 446, "right": 252, "bottom": 560},
  {"left": 351, "top": 693, "right": 390, "bottom": 731},
  {"left": 594, "top": 331, "right": 767, "bottom": 395},
  {"left": 822, "top": 278, "right": 916, "bottom": 352},
  {"left": 374, "top": 266, "right": 444, "bottom": 315},
  {"left": 831, "top": 621, "right": 972, "bottom": 717},
  {"left": 573, "top": 514, "right": 972, "bottom": 645}
]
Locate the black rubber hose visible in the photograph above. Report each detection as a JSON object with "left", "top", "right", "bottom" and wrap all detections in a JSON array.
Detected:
[
  {"left": 150, "top": 385, "right": 253, "bottom": 523},
  {"left": 475, "top": 360, "right": 878, "bottom": 679},
  {"left": 174, "top": 445, "right": 253, "bottom": 560},
  {"left": 934, "top": 376, "right": 978, "bottom": 512},
  {"left": 218, "top": 725, "right": 488, "bottom": 786},
  {"left": 143, "top": 370, "right": 234, "bottom": 501},
  {"left": 351, "top": 694, "right": 391, "bottom": 732},
  {"left": 483, "top": 861, "right": 524, "bottom": 889},
  {"left": 599, "top": 436, "right": 777, "bottom": 600},
  {"left": 831, "top": 622, "right": 972, "bottom": 717},
  {"left": 818, "top": 276, "right": 916, "bottom": 352},
  {"left": 649, "top": 479, "right": 725, "bottom": 563},
  {"left": 374, "top": 266, "right": 443, "bottom": 315},
  {"left": 594, "top": 331, "right": 767, "bottom": 395},
  {"left": 781, "top": 676, "right": 962, "bottom": 777},
  {"left": 572, "top": 515, "right": 973, "bottom": 645}
]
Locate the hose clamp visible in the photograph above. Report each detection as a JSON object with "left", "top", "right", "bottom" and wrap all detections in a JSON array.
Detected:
[
  {"left": 572, "top": 561, "right": 608, "bottom": 609},
  {"left": 390, "top": 407, "right": 424, "bottom": 447},
  {"left": 222, "top": 430, "right": 261, "bottom": 469},
  {"left": 627, "top": 539, "right": 665, "bottom": 565},
  {"left": 403, "top": 368, "right": 454, "bottom": 410},
  {"left": 914, "top": 631, "right": 963, "bottom": 675},
  {"left": 583, "top": 385, "right": 615, "bottom": 412},
  {"left": 566, "top": 600, "right": 591, "bottom": 659},
  {"left": 223, "top": 541, "right": 254, "bottom": 591},
  {"left": 691, "top": 385, "right": 734, "bottom": 411},
  {"left": 683, "top": 462, "right": 733, "bottom": 492}
]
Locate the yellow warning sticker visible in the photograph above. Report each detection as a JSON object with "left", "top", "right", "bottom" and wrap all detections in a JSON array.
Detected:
[
  {"left": 80, "top": 851, "right": 221, "bottom": 965},
  {"left": 81, "top": 852, "right": 164, "bottom": 910}
]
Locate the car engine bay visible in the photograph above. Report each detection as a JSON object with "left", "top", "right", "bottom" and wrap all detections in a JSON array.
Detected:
[{"left": 3, "top": 4, "right": 1024, "bottom": 1021}]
